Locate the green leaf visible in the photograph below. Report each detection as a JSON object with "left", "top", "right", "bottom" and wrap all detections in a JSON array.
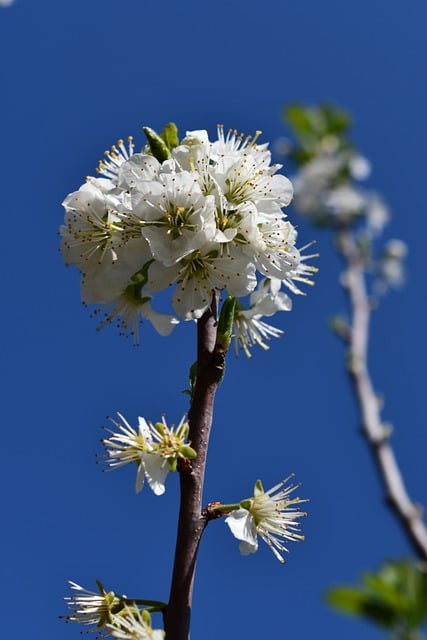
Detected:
[
  {"left": 215, "top": 295, "right": 236, "bottom": 354},
  {"left": 161, "top": 122, "right": 179, "bottom": 151},
  {"left": 326, "top": 587, "right": 397, "bottom": 628},
  {"left": 326, "top": 560, "right": 427, "bottom": 634},
  {"left": 284, "top": 104, "right": 316, "bottom": 137},
  {"left": 143, "top": 126, "right": 171, "bottom": 162}
]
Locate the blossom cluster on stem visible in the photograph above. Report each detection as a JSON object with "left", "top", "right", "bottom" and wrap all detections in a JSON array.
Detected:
[{"left": 60, "top": 125, "right": 317, "bottom": 352}]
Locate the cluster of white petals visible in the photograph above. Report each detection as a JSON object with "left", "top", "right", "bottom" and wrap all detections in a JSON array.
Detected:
[
  {"left": 293, "top": 148, "right": 389, "bottom": 233},
  {"left": 64, "top": 581, "right": 164, "bottom": 639},
  {"left": 102, "top": 413, "right": 195, "bottom": 495},
  {"left": 225, "top": 476, "right": 307, "bottom": 563},
  {"left": 61, "top": 126, "right": 316, "bottom": 350}
]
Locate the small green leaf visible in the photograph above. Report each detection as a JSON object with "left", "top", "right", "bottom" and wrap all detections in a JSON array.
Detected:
[
  {"left": 161, "top": 122, "right": 179, "bottom": 151},
  {"left": 253, "top": 479, "right": 264, "bottom": 497},
  {"left": 215, "top": 295, "right": 236, "bottom": 354},
  {"left": 180, "top": 445, "right": 197, "bottom": 459},
  {"left": 143, "top": 126, "right": 171, "bottom": 162},
  {"left": 326, "top": 587, "right": 396, "bottom": 628}
]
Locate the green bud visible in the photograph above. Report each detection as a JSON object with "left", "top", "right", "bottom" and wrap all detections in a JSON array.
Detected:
[
  {"left": 180, "top": 445, "right": 197, "bottom": 459},
  {"left": 168, "top": 458, "right": 178, "bottom": 472},
  {"left": 143, "top": 126, "right": 171, "bottom": 163},
  {"left": 215, "top": 295, "right": 236, "bottom": 354},
  {"left": 154, "top": 421, "right": 165, "bottom": 436},
  {"left": 141, "top": 609, "right": 152, "bottom": 625},
  {"left": 161, "top": 122, "right": 179, "bottom": 151},
  {"left": 181, "top": 421, "right": 190, "bottom": 438},
  {"left": 253, "top": 479, "right": 264, "bottom": 497}
]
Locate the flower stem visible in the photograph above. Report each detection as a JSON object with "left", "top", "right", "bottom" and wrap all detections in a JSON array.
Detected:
[{"left": 165, "top": 292, "right": 225, "bottom": 640}]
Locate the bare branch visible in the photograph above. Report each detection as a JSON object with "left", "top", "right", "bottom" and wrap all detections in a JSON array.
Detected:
[
  {"left": 165, "top": 292, "right": 225, "bottom": 640},
  {"left": 337, "top": 229, "right": 427, "bottom": 560}
]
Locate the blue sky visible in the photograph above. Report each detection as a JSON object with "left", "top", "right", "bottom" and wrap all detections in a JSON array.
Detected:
[{"left": 1, "top": 0, "right": 426, "bottom": 639}]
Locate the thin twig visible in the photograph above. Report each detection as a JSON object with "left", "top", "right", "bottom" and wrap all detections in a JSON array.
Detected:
[
  {"left": 337, "top": 228, "right": 427, "bottom": 560},
  {"left": 165, "top": 292, "right": 225, "bottom": 640}
]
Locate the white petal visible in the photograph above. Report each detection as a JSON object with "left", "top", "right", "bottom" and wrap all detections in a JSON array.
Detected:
[
  {"left": 135, "top": 462, "right": 145, "bottom": 494},
  {"left": 142, "top": 454, "right": 169, "bottom": 496},
  {"left": 225, "top": 508, "right": 258, "bottom": 550}
]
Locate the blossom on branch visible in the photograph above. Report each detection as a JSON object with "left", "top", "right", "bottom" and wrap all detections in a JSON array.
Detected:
[
  {"left": 63, "top": 580, "right": 124, "bottom": 630},
  {"left": 101, "top": 413, "right": 196, "bottom": 495},
  {"left": 225, "top": 476, "right": 307, "bottom": 563},
  {"left": 107, "top": 605, "right": 164, "bottom": 640},
  {"left": 61, "top": 124, "right": 316, "bottom": 347}
]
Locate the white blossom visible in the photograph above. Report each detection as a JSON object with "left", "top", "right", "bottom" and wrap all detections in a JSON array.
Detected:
[
  {"left": 107, "top": 605, "right": 164, "bottom": 640},
  {"left": 61, "top": 124, "right": 315, "bottom": 343},
  {"left": 63, "top": 580, "right": 123, "bottom": 629},
  {"left": 225, "top": 476, "right": 307, "bottom": 563},
  {"left": 102, "top": 413, "right": 195, "bottom": 495}
]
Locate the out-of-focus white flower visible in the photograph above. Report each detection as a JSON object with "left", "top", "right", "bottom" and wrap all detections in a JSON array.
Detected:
[
  {"left": 366, "top": 195, "right": 390, "bottom": 235},
  {"left": 292, "top": 148, "right": 389, "bottom": 233},
  {"left": 375, "top": 238, "right": 408, "bottom": 293},
  {"left": 107, "top": 605, "right": 164, "bottom": 640},
  {"left": 225, "top": 476, "right": 307, "bottom": 563},
  {"left": 63, "top": 580, "right": 123, "bottom": 629},
  {"left": 0, "top": 0, "right": 15, "bottom": 6},
  {"left": 102, "top": 413, "right": 196, "bottom": 495},
  {"left": 325, "top": 184, "right": 366, "bottom": 216},
  {"left": 348, "top": 154, "right": 371, "bottom": 180}
]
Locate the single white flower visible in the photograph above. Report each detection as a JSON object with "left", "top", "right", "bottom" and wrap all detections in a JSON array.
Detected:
[
  {"left": 366, "top": 194, "right": 389, "bottom": 235},
  {"left": 325, "top": 184, "right": 367, "bottom": 217},
  {"left": 375, "top": 238, "right": 407, "bottom": 293},
  {"left": 102, "top": 413, "right": 168, "bottom": 495},
  {"left": 225, "top": 477, "right": 307, "bottom": 563},
  {"left": 131, "top": 171, "right": 217, "bottom": 266},
  {"left": 63, "top": 580, "right": 124, "bottom": 629},
  {"left": 60, "top": 181, "right": 128, "bottom": 271},
  {"left": 107, "top": 605, "right": 164, "bottom": 640},
  {"left": 102, "top": 413, "right": 196, "bottom": 495}
]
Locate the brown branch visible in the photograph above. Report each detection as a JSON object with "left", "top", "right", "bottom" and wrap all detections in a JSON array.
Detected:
[
  {"left": 164, "top": 292, "right": 225, "bottom": 640},
  {"left": 337, "top": 229, "right": 427, "bottom": 560}
]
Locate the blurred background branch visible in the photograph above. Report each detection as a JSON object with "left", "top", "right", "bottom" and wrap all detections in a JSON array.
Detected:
[{"left": 280, "top": 103, "right": 427, "bottom": 638}]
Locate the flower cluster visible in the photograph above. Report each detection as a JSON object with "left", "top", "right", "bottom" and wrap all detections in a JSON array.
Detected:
[
  {"left": 60, "top": 125, "right": 316, "bottom": 349},
  {"left": 292, "top": 145, "right": 390, "bottom": 232},
  {"left": 64, "top": 581, "right": 164, "bottom": 639},
  {"left": 225, "top": 476, "right": 307, "bottom": 563},
  {"left": 102, "top": 413, "right": 196, "bottom": 495}
]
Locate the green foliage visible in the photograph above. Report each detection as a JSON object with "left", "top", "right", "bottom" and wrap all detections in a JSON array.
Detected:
[
  {"left": 161, "top": 122, "right": 179, "bottom": 151},
  {"left": 142, "top": 126, "right": 172, "bottom": 162},
  {"left": 215, "top": 295, "right": 236, "bottom": 354},
  {"left": 283, "top": 103, "right": 352, "bottom": 165},
  {"left": 142, "top": 122, "right": 179, "bottom": 163},
  {"left": 182, "top": 361, "right": 198, "bottom": 398},
  {"left": 326, "top": 560, "right": 427, "bottom": 639}
]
